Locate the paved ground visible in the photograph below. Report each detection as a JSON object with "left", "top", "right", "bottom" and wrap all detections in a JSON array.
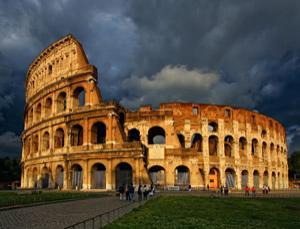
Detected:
[{"left": 0, "top": 196, "right": 130, "bottom": 229}]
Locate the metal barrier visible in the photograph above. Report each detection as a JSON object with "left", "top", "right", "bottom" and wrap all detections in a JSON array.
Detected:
[{"left": 64, "top": 197, "right": 153, "bottom": 229}]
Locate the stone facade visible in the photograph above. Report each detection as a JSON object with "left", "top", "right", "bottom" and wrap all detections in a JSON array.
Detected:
[{"left": 21, "top": 35, "right": 289, "bottom": 191}]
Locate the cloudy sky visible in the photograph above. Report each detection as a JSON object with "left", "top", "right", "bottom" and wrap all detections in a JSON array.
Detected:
[{"left": 0, "top": 0, "right": 300, "bottom": 158}]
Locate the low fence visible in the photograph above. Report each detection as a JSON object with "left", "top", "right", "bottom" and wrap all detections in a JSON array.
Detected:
[{"left": 65, "top": 197, "right": 155, "bottom": 229}]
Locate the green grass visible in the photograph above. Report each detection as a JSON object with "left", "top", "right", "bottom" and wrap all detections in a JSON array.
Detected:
[
  {"left": 106, "top": 196, "right": 300, "bottom": 229},
  {"left": 0, "top": 191, "right": 107, "bottom": 208}
]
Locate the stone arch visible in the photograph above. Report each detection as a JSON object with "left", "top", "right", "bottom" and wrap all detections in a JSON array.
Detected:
[
  {"left": 225, "top": 168, "right": 236, "bottom": 188},
  {"left": 148, "top": 126, "right": 166, "bottom": 144},
  {"left": 71, "top": 164, "right": 83, "bottom": 189},
  {"left": 128, "top": 128, "right": 140, "bottom": 142},
  {"left": 91, "top": 122, "right": 106, "bottom": 144},
  {"left": 71, "top": 124, "right": 83, "bottom": 146},
  {"left": 191, "top": 133, "right": 202, "bottom": 152},
  {"left": 262, "top": 141, "right": 267, "bottom": 159},
  {"left": 263, "top": 171, "right": 269, "bottom": 186},
  {"left": 41, "top": 166, "right": 50, "bottom": 189},
  {"left": 42, "top": 131, "right": 50, "bottom": 151},
  {"left": 209, "top": 135, "right": 218, "bottom": 156},
  {"left": 149, "top": 165, "right": 165, "bottom": 187},
  {"left": 239, "top": 137, "right": 247, "bottom": 157},
  {"left": 45, "top": 97, "right": 52, "bottom": 117},
  {"left": 91, "top": 163, "right": 106, "bottom": 189},
  {"left": 224, "top": 135, "right": 234, "bottom": 157},
  {"left": 55, "top": 165, "right": 64, "bottom": 189},
  {"left": 270, "top": 143, "right": 275, "bottom": 158},
  {"left": 73, "top": 86, "right": 86, "bottom": 107},
  {"left": 54, "top": 128, "right": 64, "bottom": 148},
  {"left": 261, "top": 129, "right": 267, "bottom": 139},
  {"left": 241, "top": 170, "right": 248, "bottom": 188},
  {"left": 175, "top": 165, "right": 190, "bottom": 186},
  {"left": 271, "top": 172, "right": 276, "bottom": 189},
  {"left": 208, "top": 121, "right": 218, "bottom": 132},
  {"left": 177, "top": 133, "right": 185, "bottom": 148},
  {"left": 253, "top": 170, "right": 260, "bottom": 188},
  {"left": 32, "top": 134, "right": 39, "bottom": 155},
  {"left": 209, "top": 167, "right": 220, "bottom": 189},
  {"left": 35, "top": 103, "right": 41, "bottom": 122},
  {"left": 32, "top": 167, "right": 38, "bottom": 188},
  {"left": 57, "top": 91, "right": 67, "bottom": 112},
  {"left": 251, "top": 138, "right": 258, "bottom": 156},
  {"left": 115, "top": 162, "right": 133, "bottom": 189}
]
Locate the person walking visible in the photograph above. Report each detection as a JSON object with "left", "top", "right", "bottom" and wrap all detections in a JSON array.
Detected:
[
  {"left": 251, "top": 186, "right": 256, "bottom": 197},
  {"left": 119, "top": 184, "right": 125, "bottom": 200},
  {"left": 129, "top": 183, "right": 135, "bottom": 201},
  {"left": 138, "top": 184, "right": 142, "bottom": 201}
]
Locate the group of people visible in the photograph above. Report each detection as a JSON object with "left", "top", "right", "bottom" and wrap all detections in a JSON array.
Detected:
[
  {"left": 262, "top": 184, "right": 271, "bottom": 195},
  {"left": 244, "top": 185, "right": 256, "bottom": 196},
  {"left": 219, "top": 185, "right": 229, "bottom": 196},
  {"left": 118, "top": 183, "right": 155, "bottom": 201}
]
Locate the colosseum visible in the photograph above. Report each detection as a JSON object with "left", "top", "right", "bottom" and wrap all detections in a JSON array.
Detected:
[{"left": 20, "top": 34, "right": 288, "bottom": 191}]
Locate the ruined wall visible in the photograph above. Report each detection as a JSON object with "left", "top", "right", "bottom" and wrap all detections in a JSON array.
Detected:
[{"left": 21, "top": 35, "right": 288, "bottom": 191}]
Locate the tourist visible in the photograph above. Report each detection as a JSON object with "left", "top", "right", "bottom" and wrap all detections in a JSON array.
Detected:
[
  {"left": 119, "top": 184, "right": 125, "bottom": 200},
  {"left": 143, "top": 185, "right": 148, "bottom": 200},
  {"left": 207, "top": 184, "right": 210, "bottom": 190},
  {"left": 129, "top": 183, "right": 135, "bottom": 201},
  {"left": 220, "top": 185, "right": 224, "bottom": 196},
  {"left": 188, "top": 184, "right": 192, "bottom": 192},
  {"left": 138, "top": 185, "right": 142, "bottom": 201},
  {"left": 224, "top": 185, "right": 229, "bottom": 196},
  {"left": 125, "top": 185, "right": 129, "bottom": 201},
  {"left": 251, "top": 186, "right": 256, "bottom": 197},
  {"left": 245, "top": 185, "right": 250, "bottom": 196}
]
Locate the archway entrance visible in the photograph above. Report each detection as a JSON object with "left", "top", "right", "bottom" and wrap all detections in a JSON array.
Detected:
[
  {"left": 263, "top": 171, "right": 269, "bottom": 186},
  {"left": 56, "top": 166, "right": 64, "bottom": 189},
  {"left": 272, "top": 172, "right": 276, "bottom": 189},
  {"left": 91, "top": 163, "right": 106, "bottom": 189},
  {"left": 149, "top": 166, "right": 165, "bottom": 187},
  {"left": 253, "top": 170, "right": 260, "bottom": 188},
  {"left": 175, "top": 166, "right": 190, "bottom": 187},
  {"left": 71, "top": 164, "right": 83, "bottom": 189},
  {"left": 209, "top": 168, "right": 220, "bottom": 189},
  {"left": 241, "top": 170, "right": 248, "bottom": 188},
  {"left": 41, "top": 167, "right": 50, "bottom": 189},
  {"left": 225, "top": 168, "right": 236, "bottom": 188},
  {"left": 116, "top": 163, "right": 132, "bottom": 189}
]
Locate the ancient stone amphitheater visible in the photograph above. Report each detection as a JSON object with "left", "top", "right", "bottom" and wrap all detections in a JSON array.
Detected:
[{"left": 21, "top": 35, "right": 288, "bottom": 191}]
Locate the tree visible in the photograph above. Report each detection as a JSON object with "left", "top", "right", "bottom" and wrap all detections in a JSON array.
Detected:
[{"left": 288, "top": 151, "right": 300, "bottom": 179}]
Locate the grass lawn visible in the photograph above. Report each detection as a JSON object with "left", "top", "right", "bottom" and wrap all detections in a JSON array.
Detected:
[
  {"left": 0, "top": 191, "right": 107, "bottom": 208},
  {"left": 106, "top": 196, "right": 300, "bottom": 228}
]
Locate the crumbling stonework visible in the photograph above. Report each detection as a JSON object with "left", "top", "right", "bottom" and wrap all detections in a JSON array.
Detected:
[{"left": 21, "top": 35, "right": 289, "bottom": 190}]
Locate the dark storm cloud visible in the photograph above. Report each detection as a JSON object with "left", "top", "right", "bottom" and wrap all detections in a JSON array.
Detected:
[{"left": 0, "top": 0, "right": 300, "bottom": 157}]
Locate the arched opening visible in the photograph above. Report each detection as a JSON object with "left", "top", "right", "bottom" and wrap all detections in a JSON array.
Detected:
[
  {"left": 119, "top": 112, "right": 125, "bottom": 129},
  {"left": 57, "top": 92, "right": 67, "bottom": 112},
  {"left": 42, "top": 132, "right": 50, "bottom": 151},
  {"left": 175, "top": 166, "right": 190, "bottom": 186},
  {"left": 241, "top": 170, "right": 248, "bottom": 188},
  {"left": 91, "top": 122, "right": 106, "bottom": 144},
  {"left": 71, "top": 124, "right": 83, "bottom": 146},
  {"left": 261, "top": 129, "right": 267, "bottom": 138},
  {"left": 239, "top": 137, "right": 247, "bottom": 157},
  {"left": 224, "top": 135, "right": 234, "bottom": 157},
  {"left": 225, "top": 168, "right": 236, "bottom": 188},
  {"left": 148, "top": 126, "right": 166, "bottom": 144},
  {"left": 191, "top": 133, "right": 202, "bottom": 152},
  {"left": 262, "top": 142, "right": 267, "bottom": 159},
  {"left": 263, "top": 171, "right": 269, "bottom": 186},
  {"left": 253, "top": 170, "right": 260, "bottom": 188},
  {"left": 24, "top": 137, "right": 31, "bottom": 158},
  {"left": 28, "top": 108, "right": 33, "bottom": 125},
  {"left": 209, "top": 168, "right": 220, "bottom": 189},
  {"left": 45, "top": 97, "right": 52, "bottom": 117},
  {"left": 73, "top": 87, "right": 85, "bottom": 107},
  {"left": 91, "top": 163, "right": 106, "bottom": 189},
  {"left": 35, "top": 103, "right": 41, "bottom": 122},
  {"left": 270, "top": 143, "right": 275, "bottom": 158},
  {"left": 56, "top": 166, "right": 64, "bottom": 189},
  {"left": 54, "top": 128, "right": 64, "bottom": 148},
  {"left": 115, "top": 163, "right": 132, "bottom": 189},
  {"left": 32, "top": 168, "right": 38, "bottom": 188},
  {"left": 272, "top": 172, "right": 276, "bottom": 189},
  {"left": 209, "top": 135, "right": 218, "bottom": 156},
  {"left": 251, "top": 139, "right": 258, "bottom": 156},
  {"left": 149, "top": 165, "right": 165, "bottom": 187},
  {"left": 41, "top": 167, "right": 50, "bottom": 189},
  {"left": 32, "top": 134, "right": 39, "bottom": 155},
  {"left": 177, "top": 133, "right": 185, "bottom": 148},
  {"left": 71, "top": 164, "right": 83, "bottom": 189},
  {"left": 128, "top": 128, "right": 140, "bottom": 142},
  {"left": 208, "top": 122, "right": 218, "bottom": 132}
]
